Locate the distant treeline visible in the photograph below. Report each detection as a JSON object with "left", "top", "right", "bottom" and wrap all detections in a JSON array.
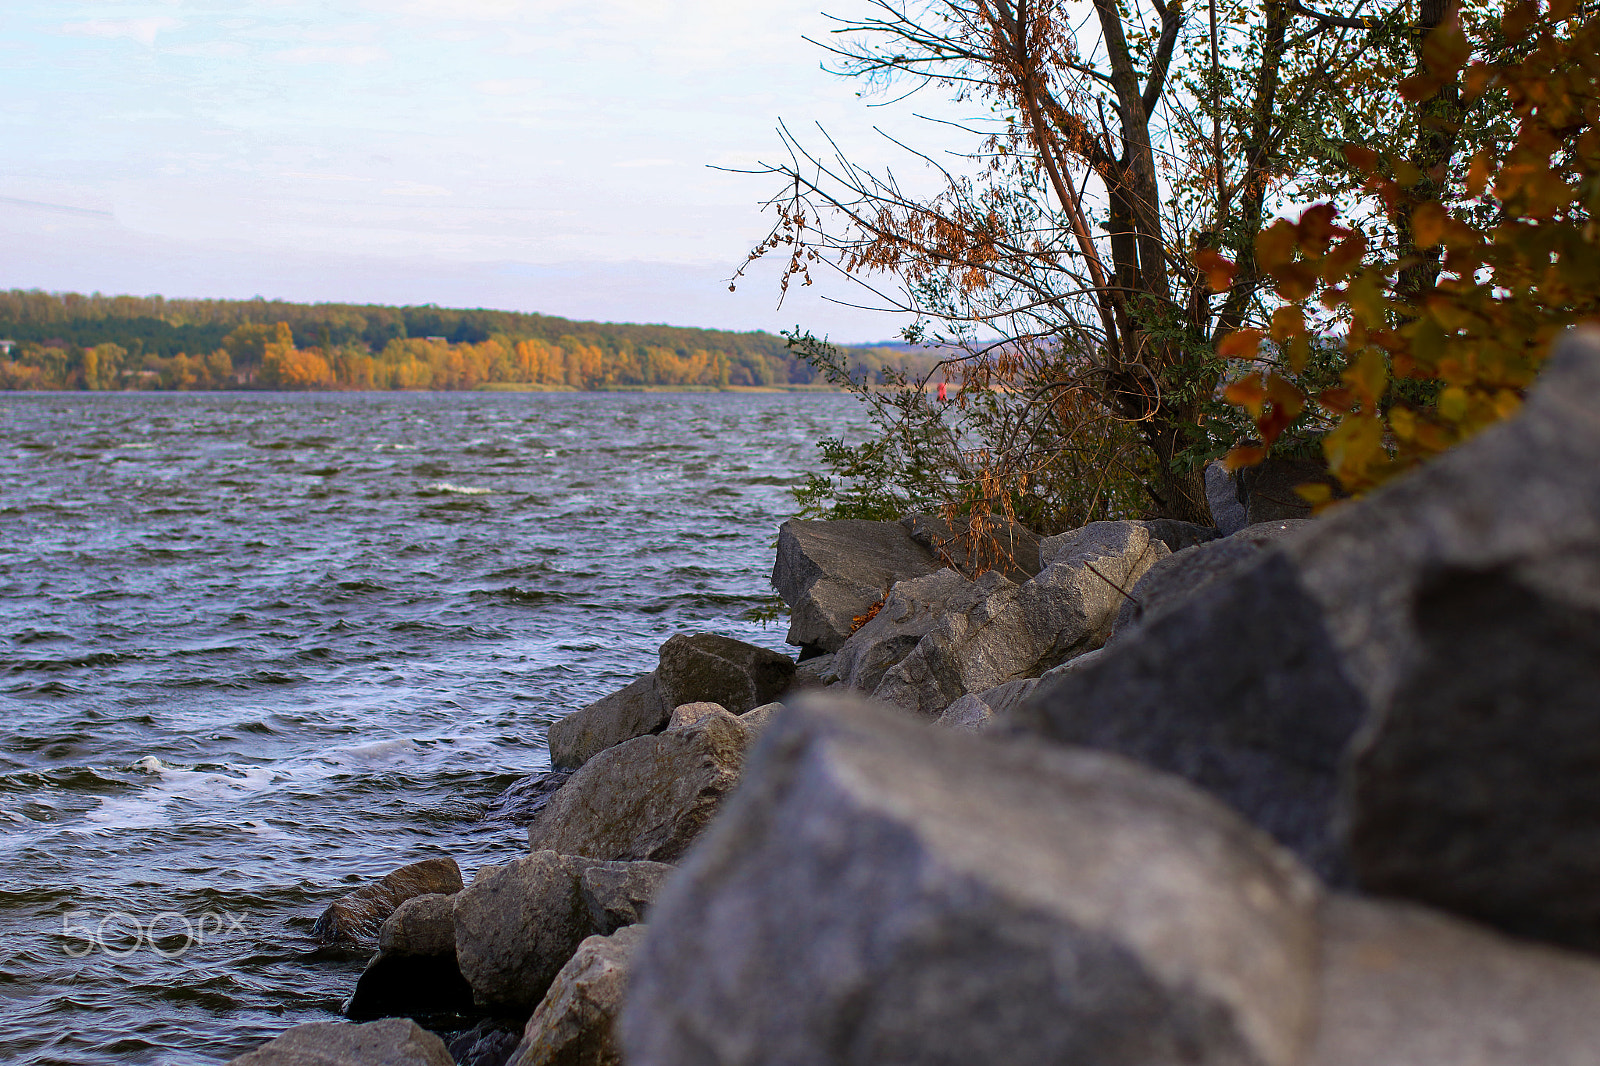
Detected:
[{"left": 0, "top": 290, "right": 941, "bottom": 391}]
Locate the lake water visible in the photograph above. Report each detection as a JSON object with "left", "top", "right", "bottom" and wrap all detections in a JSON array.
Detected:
[{"left": 0, "top": 389, "right": 860, "bottom": 1065}]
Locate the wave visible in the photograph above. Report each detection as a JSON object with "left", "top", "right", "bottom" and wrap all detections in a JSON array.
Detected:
[{"left": 420, "top": 482, "right": 493, "bottom": 496}]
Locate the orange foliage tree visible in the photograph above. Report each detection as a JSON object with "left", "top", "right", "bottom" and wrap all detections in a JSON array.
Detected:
[{"left": 1215, "top": 1, "right": 1598, "bottom": 497}]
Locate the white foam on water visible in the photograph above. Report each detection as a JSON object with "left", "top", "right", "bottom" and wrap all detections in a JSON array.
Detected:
[
  {"left": 424, "top": 482, "right": 492, "bottom": 495},
  {"left": 80, "top": 762, "right": 282, "bottom": 831}
]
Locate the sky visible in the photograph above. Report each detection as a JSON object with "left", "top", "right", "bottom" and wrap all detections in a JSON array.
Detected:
[{"left": 0, "top": 1, "right": 971, "bottom": 342}]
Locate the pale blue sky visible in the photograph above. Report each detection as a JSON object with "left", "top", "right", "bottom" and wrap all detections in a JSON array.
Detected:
[{"left": 0, "top": 1, "right": 960, "bottom": 340}]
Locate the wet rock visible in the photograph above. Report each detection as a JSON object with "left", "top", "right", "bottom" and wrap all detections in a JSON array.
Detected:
[
  {"left": 1008, "top": 327, "right": 1600, "bottom": 908},
  {"left": 656, "top": 633, "right": 794, "bottom": 715},
  {"left": 507, "top": 924, "right": 646, "bottom": 1066},
  {"left": 312, "top": 857, "right": 464, "bottom": 946},
  {"left": 581, "top": 860, "right": 676, "bottom": 935},
  {"left": 1309, "top": 895, "right": 1600, "bottom": 1066},
  {"left": 771, "top": 518, "right": 943, "bottom": 654},
  {"left": 622, "top": 693, "right": 1319, "bottom": 1066},
  {"left": 546, "top": 672, "right": 668, "bottom": 771},
  {"left": 526, "top": 714, "right": 746, "bottom": 863},
  {"left": 936, "top": 677, "right": 1038, "bottom": 733},
  {"left": 899, "top": 512, "right": 1042, "bottom": 581},
  {"left": 828, "top": 569, "right": 973, "bottom": 694},
  {"left": 453, "top": 852, "right": 594, "bottom": 1013},
  {"left": 346, "top": 893, "right": 473, "bottom": 1021},
  {"left": 1109, "top": 519, "right": 1313, "bottom": 642},
  {"left": 1205, "top": 461, "right": 1247, "bottom": 535},
  {"left": 447, "top": 1019, "right": 523, "bottom": 1066},
  {"left": 480, "top": 771, "right": 572, "bottom": 827},
  {"left": 872, "top": 521, "right": 1166, "bottom": 716},
  {"left": 226, "top": 1018, "right": 453, "bottom": 1066}
]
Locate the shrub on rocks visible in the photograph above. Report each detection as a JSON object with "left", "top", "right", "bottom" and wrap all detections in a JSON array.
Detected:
[
  {"left": 623, "top": 693, "right": 1320, "bottom": 1066},
  {"left": 226, "top": 1018, "right": 453, "bottom": 1066},
  {"left": 527, "top": 714, "right": 747, "bottom": 863},
  {"left": 311, "top": 857, "right": 464, "bottom": 946}
]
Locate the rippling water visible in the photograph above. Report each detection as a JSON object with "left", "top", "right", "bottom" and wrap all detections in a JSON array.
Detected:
[{"left": 0, "top": 390, "right": 859, "bottom": 1065}]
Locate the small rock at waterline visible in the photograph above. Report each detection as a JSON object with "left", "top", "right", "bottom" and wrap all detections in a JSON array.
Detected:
[{"left": 226, "top": 1018, "right": 452, "bottom": 1066}]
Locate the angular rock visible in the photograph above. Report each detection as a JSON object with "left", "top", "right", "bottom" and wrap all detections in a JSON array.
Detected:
[
  {"left": 1237, "top": 455, "right": 1341, "bottom": 525},
  {"left": 480, "top": 770, "right": 573, "bottom": 827},
  {"left": 1140, "top": 518, "right": 1223, "bottom": 553},
  {"left": 1205, "top": 461, "right": 1247, "bottom": 535},
  {"left": 1309, "top": 895, "right": 1600, "bottom": 1066},
  {"left": 1109, "top": 519, "right": 1312, "bottom": 642},
  {"left": 312, "top": 857, "right": 464, "bottom": 945},
  {"left": 581, "top": 860, "right": 676, "bottom": 935},
  {"left": 828, "top": 569, "right": 972, "bottom": 694},
  {"left": 872, "top": 522, "right": 1166, "bottom": 716},
  {"left": 737, "top": 701, "right": 783, "bottom": 738},
  {"left": 656, "top": 633, "right": 794, "bottom": 715},
  {"left": 508, "top": 925, "right": 647, "bottom": 1066},
  {"left": 226, "top": 1019, "right": 453, "bottom": 1066},
  {"left": 899, "top": 512, "right": 1042, "bottom": 581},
  {"left": 1344, "top": 553, "right": 1600, "bottom": 950},
  {"left": 527, "top": 714, "right": 747, "bottom": 863},
  {"left": 447, "top": 1020, "right": 523, "bottom": 1066},
  {"left": 346, "top": 893, "right": 474, "bottom": 1021},
  {"left": 1009, "top": 328, "right": 1600, "bottom": 916},
  {"left": 771, "top": 518, "right": 943, "bottom": 653},
  {"left": 622, "top": 694, "right": 1319, "bottom": 1066},
  {"left": 936, "top": 677, "right": 1038, "bottom": 734},
  {"left": 453, "top": 851, "right": 594, "bottom": 1013},
  {"left": 786, "top": 651, "right": 836, "bottom": 690},
  {"left": 665, "top": 701, "right": 730, "bottom": 731},
  {"left": 546, "top": 672, "right": 669, "bottom": 771}
]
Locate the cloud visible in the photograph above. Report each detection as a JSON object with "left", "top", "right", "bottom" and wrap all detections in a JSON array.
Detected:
[
  {"left": 614, "top": 158, "right": 681, "bottom": 169},
  {"left": 381, "top": 182, "right": 451, "bottom": 197},
  {"left": 273, "top": 44, "right": 389, "bottom": 66},
  {"left": 60, "top": 17, "right": 183, "bottom": 47},
  {"left": 474, "top": 78, "right": 544, "bottom": 97}
]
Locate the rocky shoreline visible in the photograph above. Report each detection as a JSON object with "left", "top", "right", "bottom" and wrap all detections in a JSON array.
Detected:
[{"left": 229, "top": 328, "right": 1600, "bottom": 1065}]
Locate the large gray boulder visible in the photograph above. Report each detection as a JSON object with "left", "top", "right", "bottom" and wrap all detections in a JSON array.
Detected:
[
  {"left": 507, "top": 924, "right": 647, "bottom": 1066},
  {"left": 453, "top": 851, "right": 595, "bottom": 1013},
  {"left": 771, "top": 518, "right": 943, "bottom": 653},
  {"left": 1008, "top": 328, "right": 1600, "bottom": 924},
  {"left": 527, "top": 714, "right": 747, "bottom": 863},
  {"left": 657, "top": 633, "right": 794, "bottom": 714},
  {"left": 1237, "top": 455, "right": 1340, "bottom": 525},
  {"left": 311, "top": 857, "right": 464, "bottom": 945},
  {"left": 1205, "top": 461, "right": 1247, "bottom": 534},
  {"left": 622, "top": 693, "right": 1319, "bottom": 1066},
  {"left": 1109, "top": 520, "right": 1312, "bottom": 642},
  {"left": 1308, "top": 895, "right": 1600, "bottom": 1066},
  {"left": 936, "top": 677, "right": 1038, "bottom": 733},
  {"left": 899, "top": 512, "right": 1043, "bottom": 581},
  {"left": 826, "top": 569, "right": 973, "bottom": 693},
  {"left": 581, "top": 860, "right": 676, "bottom": 935},
  {"left": 546, "top": 672, "right": 669, "bottom": 771},
  {"left": 227, "top": 1019, "right": 453, "bottom": 1066},
  {"left": 872, "top": 521, "right": 1167, "bottom": 716},
  {"left": 346, "top": 893, "right": 473, "bottom": 1020}
]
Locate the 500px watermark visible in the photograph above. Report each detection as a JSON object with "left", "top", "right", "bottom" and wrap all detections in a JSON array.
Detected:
[{"left": 60, "top": 910, "right": 247, "bottom": 958}]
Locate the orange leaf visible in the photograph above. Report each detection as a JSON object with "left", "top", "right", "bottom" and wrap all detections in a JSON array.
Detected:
[
  {"left": 1466, "top": 150, "right": 1492, "bottom": 197},
  {"left": 1194, "top": 248, "right": 1237, "bottom": 292},
  {"left": 1297, "top": 203, "right": 1342, "bottom": 255},
  {"left": 1343, "top": 144, "right": 1380, "bottom": 176},
  {"left": 1223, "top": 373, "right": 1268, "bottom": 416},
  {"left": 1421, "top": 14, "right": 1470, "bottom": 78},
  {"left": 1218, "top": 329, "right": 1265, "bottom": 360},
  {"left": 1270, "top": 305, "right": 1306, "bottom": 343},
  {"left": 1255, "top": 220, "right": 1299, "bottom": 273},
  {"left": 1223, "top": 444, "right": 1268, "bottom": 471},
  {"left": 1411, "top": 202, "right": 1449, "bottom": 248}
]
